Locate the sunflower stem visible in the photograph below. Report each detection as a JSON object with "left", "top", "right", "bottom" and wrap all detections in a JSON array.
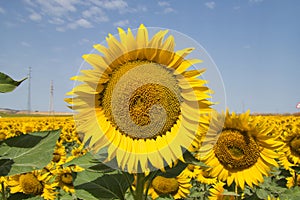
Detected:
[
  {"left": 294, "top": 170, "right": 298, "bottom": 188},
  {"left": 135, "top": 173, "right": 145, "bottom": 200},
  {"left": 1, "top": 181, "right": 6, "bottom": 200},
  {"left": 144, "top": 170, "right": 159, "bottom": 200},
  {"left": 122, "top": 171, "right": 135, "bottom": 199}
]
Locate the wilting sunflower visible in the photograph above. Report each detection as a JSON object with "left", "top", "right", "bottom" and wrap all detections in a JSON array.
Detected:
[
  {"left": 148, "top": 172, "right": 192, "bottom": 199},
  {"left": 7, "top": 170, "right": 58, "bottom": 200},
  {"left": 202, "top": 111, "right": 282, "bottom": 189},
  {"left": 278, "top": 124, "right": 300, "bottom": 170},
  {"left": 66, "top": 24, "right": 213, "bottom": 173}
]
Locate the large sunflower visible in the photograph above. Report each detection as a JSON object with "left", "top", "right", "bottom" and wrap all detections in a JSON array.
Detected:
[
  {"left": 66, "top": 24, "right": 213, "bottom": 173},
  {"left": 201, "top": 111, "right": 282, "bottom": 189}
]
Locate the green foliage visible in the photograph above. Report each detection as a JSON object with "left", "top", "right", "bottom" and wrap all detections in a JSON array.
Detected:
[
  {"left": 74, "top": 171, "right": 134, "bottom": 200},
  {"left": 182, "top": 150, "right": 209, "bottom": 168},
  {"left": 63, "top": 152, "right": 134, "bottom": 200},
  {"left": 279, "top": 186, "right": 300, "bottom": 200},
  {"left": 0, "top": 72, "right": 27, "bottom": 93},
  {"left": 7, "top": 193, "right": 43, "bottom": 200},
  {"left": 0, "top": 130, "right": 61, "bottom": 176},
  {"left": 64, "top": 151, "right": 114, "bottom": 173}
]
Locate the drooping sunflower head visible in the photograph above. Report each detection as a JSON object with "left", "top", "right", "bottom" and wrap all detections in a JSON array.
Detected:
[
  {"left": 202, "top": 110, "right": 282, "bottom": 189},
  {"left": 66, "top": 24, "right": 214, "bottom": 173}
]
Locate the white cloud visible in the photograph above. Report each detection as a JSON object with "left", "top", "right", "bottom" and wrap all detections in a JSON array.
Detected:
[
  {"left": 205, "top": 1, "right": 216, "bottom": 9},
  {"left": 55, "top": 27, "right": 65, "bottom": 32},
  {"left": 82, "top": 7, "right": 109, "bottom": 22},
  {"left": 71, "top": 18, "right": 93, "bottom": 29},
  {"left": 163, "top": 7, "right": 175, "bottom": 14},
  {"left": 21, "top": 41, "right": 31, "bottom": 47},
  {"left": 22, "top": 0, "right": 146, "bottom": 31},
  {"left": 57, "top": 18, "right": 93, "bottom": 32},
  {"left": 48, "top": 17, "right": 64, "bottom": 25},
  {"left": 24, "top": 0, "right": 78, "bottom": 17},
  {"left": 0, "top": 7, "right": 5, "bottom": 14},
  {"left": 29, "top": 12, "right": 42, "bottom": 22},
  {"left": 99, "top": 0, "right": 128, "bottom": 10},
  {"left": 158, "top": 1, "right": 170, "bottom": 7},
  {"left": 113, "top": 19, "right": 129, "bottom": 27}
]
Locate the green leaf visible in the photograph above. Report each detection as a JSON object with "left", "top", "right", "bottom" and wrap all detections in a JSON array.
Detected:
[
  {"left": 155, "top": 195, "right": 174, "bottom": 200},
  {"left": 63, "top": 151, "right": 114, "bottom": 173},
  {"left": 0, "top": 72, "right": 27, "bottom": 93},
  {"left": 8, "top": 193, "right": 43, "bottom": 200},
  {"left": 0, "top": 130, "right": 61, "bottom": 176},
  {"left": 183, "top": 150, "right": 209, "bottom": 168},
  {"left": 279, "top": 186, "right": 300, "bottom": 200},
  {"left": 222, "top": 191, "right": 239, "bottom": 197},
  {"left": 256, "top": 188, "right": 268, "bottom": 200},
  {"left": 74, "top": 171, "right": 134, "bottom": 200},
  {"left": 157, "top": 160, "right": 187, "bottom": 178}
]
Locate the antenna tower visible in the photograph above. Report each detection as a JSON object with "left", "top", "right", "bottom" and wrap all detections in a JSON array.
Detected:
[{"left": 49, "top": 80, "right": 54, "bottom": 115}]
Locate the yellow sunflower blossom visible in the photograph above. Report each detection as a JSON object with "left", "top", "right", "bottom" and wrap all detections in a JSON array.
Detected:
[
  {"left": 52, "top": 165, "right": 84, "bottom": 193},
  {"left": 7, "top": 170, "right": 58, "bottom": 200},
  {"left": 279, "top": 123, "right": 300, "bottom": 170},
  {"left": 148, "top": 171, "right": 192, "bottom": 199},
  {"left": 202, "top": 110, "right": 282, "bottom": 190},
  {"left": 66, "top": 24, "right": 213, "bottom": 173},
  {"left": 286, "top": 170, "right": 300, "bottom": 189},
  {"left": 52, "top": 141, "right": 67, "bottom": 165}
]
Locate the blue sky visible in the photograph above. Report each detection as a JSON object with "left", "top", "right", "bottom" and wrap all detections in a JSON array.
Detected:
[{"left": 0, "top": 0, "right": 299, "bottom": 113}]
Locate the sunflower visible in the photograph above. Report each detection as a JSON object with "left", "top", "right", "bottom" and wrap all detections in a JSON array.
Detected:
[
  {"left": 52, "top": 141, "right": 67, "bottom": 165},
  {"left": 286, "top": 170, "right": 300, "bottom": 189},
  {"left": 278, "top": 124, "right": 300, "bottom": 170},
  {"left": 7, "top": 170, "right": 58, "bottom": 200},
  {"left": 0, "top": 131, "right": 6, "bottom": 141},
  {"left": 66, "top": 24, "right": 213, "bottom": 173},
  {"left": 148, "top": 172, "right": 192, "bottom": 199},
  {"left": 194, "top": 167, "right": 217, "bottom": 185},
  {"left": 202, "top": 111, "right": 282, "bottom": 190},
  {"left": 52, "top": 165, "right": 84, "bottom": 193}
]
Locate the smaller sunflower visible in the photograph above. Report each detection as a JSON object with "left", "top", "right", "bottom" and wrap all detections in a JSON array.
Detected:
[
  {"left": 0, "top": 131, "right": 6, "bottom": 141},
  {"left": 208, "top": 181, "right": 237, "bottom": 200},
  {"left": 52, "top": 166, "right": 84, "bottom": 193},
  {"left": 52, "top": 141, "right": 67, "bottom": 165},
  {"left": 286, "top": 170, "right": 300, "bottom": 189},
  {"left": 148, "top": 172, "right": 192, "bottom": 199},
  {"left": 202, "top": 110, "right": 282, "bottom": 189},
  {"left": 194, "top": 167, "right": 217, "bottom": 185},
  {"left": 279, "top": 124, "right": 300, "bottom": 170},
  {"left": 7, "top": 170, "right": 58, "bottom": 200}
]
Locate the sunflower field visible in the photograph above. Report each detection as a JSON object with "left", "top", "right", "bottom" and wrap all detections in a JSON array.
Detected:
[
  {"left": 0, "top": 114, "right": 300, "bottom": 200},
  {"left": 1, "top": 25, "right": 300, "bottom": 200}
]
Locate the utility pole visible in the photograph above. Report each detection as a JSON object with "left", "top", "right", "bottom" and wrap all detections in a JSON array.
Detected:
[
  {"left": 27, "top": 67, "right": 31, "bottom": 114},
  {"left": 49, "top": 80, "right": 54, "bottom": 115}
]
